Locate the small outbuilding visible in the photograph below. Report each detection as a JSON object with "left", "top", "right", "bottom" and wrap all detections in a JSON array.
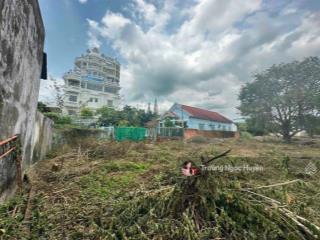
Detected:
[{"left": 159, "top": 103, "right": 238, "bottom": 139}]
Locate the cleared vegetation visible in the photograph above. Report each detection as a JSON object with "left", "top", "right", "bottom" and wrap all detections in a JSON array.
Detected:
[{"left": 1, "top": 137, "right": 320, "bottom": 239}]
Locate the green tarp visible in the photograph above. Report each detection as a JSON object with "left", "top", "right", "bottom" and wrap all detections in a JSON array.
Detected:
[{"left": 115, "top": 127, "right": 146, "bottom": 141}]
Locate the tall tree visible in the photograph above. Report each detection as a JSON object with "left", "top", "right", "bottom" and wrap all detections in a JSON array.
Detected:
[{"left": 239, "top": 57, "right": 320, "bottom": 142}]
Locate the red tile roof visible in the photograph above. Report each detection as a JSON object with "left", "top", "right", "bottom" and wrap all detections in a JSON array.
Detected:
[{"left": 181, "top": 104, "right": 232, "bottom": 123}]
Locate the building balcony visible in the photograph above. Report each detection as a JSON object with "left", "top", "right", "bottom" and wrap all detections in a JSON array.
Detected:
[
  {"left": 64, "top": 71, "right": 81, "bottom": 81},
  {"left": 64, "top": 85, "right": 80, "bottom": 92},
  {"left": 104, "top": 81, "right": 120, "bottom": 88},
  {"left": 64, "top": 101, "right": 79, "bottom": 107}
]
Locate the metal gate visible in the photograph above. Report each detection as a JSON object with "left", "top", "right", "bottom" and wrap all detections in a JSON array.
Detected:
[{"left": 115, "top": 127, "right": 146, "bottom": 141}]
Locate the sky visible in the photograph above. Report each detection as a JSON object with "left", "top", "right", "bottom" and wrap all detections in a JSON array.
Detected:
[{"left": 38, "top": 0, "right": 320, "bottom": 120}]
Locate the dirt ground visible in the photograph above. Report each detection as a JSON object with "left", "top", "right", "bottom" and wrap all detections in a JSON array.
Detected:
[{"left": 0, "top": 137, "right": 320, "bottom": 239}]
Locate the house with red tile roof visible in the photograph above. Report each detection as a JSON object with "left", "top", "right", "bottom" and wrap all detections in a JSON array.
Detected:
[{"left": 159, "top": 103, "right": 237, "bottom": 132}]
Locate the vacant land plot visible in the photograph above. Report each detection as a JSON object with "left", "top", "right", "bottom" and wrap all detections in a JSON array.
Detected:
[{"left": 0, "top": 137, "right": 320, "bottom": 239}]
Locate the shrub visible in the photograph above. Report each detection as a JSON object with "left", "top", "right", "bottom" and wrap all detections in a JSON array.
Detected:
[
  {"left": 44, "top": 112, "right": 72, "bottom": 125},
  {"left": 80, "top": 107, "right": 94, "bottom": 118},
  {"left": 240, "top": 131, "right": 253, "bottom": 139}
]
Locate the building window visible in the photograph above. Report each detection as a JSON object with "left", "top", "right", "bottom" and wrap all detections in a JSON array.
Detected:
[
  {"left": 104, "top": 87, "right": 117, "bottom": 94},
  {"left": 89, "top": 98, "right": 98, "bottom": 102},
  {"left": 210, "top": 124, "right": 215, "bottom": 130},
  {"left": 107, "top": 100, "right": 113, "bottom": 107},
  {"left": 87, "top": 83, "right": 103, "bottom": 91},
  {"left": 68, "top": 80, "right": 80, "bottom": 87},
  {"left": 222, "top": 125, "right": 226, "bottom": 131},
  {"left": 198, "top": 123, "right": 205, "bottom": 130},
  {"left": 69, "top": 95, "right": 77, "bottom": 102}
]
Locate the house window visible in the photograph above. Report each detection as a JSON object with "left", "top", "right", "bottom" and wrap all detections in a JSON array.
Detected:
[
  {"left": 89, "top": 98, "right": 98, "bottom": 102},
  {"left": 69, "top": 95, "right": 77, "bottom": 102},
  {"left": 222, "top": 125, "right": 226, "bottom": 131},
  {"left": 210, "top": 124, "right": 215, "bottom": 130},
  {"left": 107, "top": 100, "right": 113, "bottom": 107},
  {"left": 198, "top": 123, "right": 205, "bottom": 130}
]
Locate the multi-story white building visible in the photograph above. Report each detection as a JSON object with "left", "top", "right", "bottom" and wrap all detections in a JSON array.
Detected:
[{"left": 62, "top": 48, "right": 120, "bottom": 115}]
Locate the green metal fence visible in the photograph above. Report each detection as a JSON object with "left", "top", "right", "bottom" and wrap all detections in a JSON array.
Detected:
[{"left": 115, "top": 127, "right": 147, "bottom": 141}]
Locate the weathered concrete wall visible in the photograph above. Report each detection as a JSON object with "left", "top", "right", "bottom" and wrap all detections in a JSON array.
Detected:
[
  {"left": 0, "top": 0, "right": 45, "bottom": 165},
  {"left": 0, "top": 0, "right": 47, "bottom": 201},
  {"left": 32, "top": 112, "right": 54, "bottom": 163},
  {"left": 52, "top": 128, "right": 112, "bottom": 149}
]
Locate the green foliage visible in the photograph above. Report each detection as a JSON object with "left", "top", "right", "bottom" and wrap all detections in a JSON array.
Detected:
[
  {"left": 304, "top": 114, "right": 320, "bottom": 137},
  {"left": 239, "top": 57, "right": 320, "bottom": 142},
  {"left": 102, "top": 172, "right": 319, "bottom": 239},
  {"left": 240, "top": 131, "right": 253, "bottom": 139},
  {"left": 281, "top": 155, "right": 290, "bottom": 176},
  {"left": 97, "top": 105, "right": 157, "bottom": 127},
  {"left": 80, "top": 107, "right": 94, "bottom": 118},
  {"left": 164, "top": 117, "right": 174, "bottom": 127},
  {"left": 44, "top": 112, "right": 72, "bottom": 125},
  {"left": 37, "top": 101, "right": 51, "bottom": 113}
]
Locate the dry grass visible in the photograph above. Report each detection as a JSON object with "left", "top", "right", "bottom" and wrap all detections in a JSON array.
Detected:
[{"left": 0, "top": 137, "right": 319, "bottom": 239}]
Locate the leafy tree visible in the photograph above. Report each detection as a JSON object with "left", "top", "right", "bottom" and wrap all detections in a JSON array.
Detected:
[
  {"left": 80, "top": 107, "right": 94, "bottom": 118},
  {"left": 118, "top": 120, "right": 130, "bottom": 126},
  {"left": 37, "top": 102, "right": 51, "bottom": 113},
  {"left": 96, "top": 105, "right": 158, "bottom": 127},
  {"left": 304, "top": 114, "right": 320, "bottom": 137},
  {"left": 239, "top": 57, "right": 320, "bottom": 142},
  {"left": 96, "top": 106, "right": 121, "bottom": 126},
  {"left": 164, "top": 117, "right": 174, "bottom": 127}
]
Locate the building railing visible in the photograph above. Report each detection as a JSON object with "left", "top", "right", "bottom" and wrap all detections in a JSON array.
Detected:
[{"left": 0, "top": 135, "right": 23, "bottom": 192}]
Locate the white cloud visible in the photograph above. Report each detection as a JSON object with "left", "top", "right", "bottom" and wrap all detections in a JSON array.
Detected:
[
  {"left": 87, "top": 19, "right": 102, "bottom": 49},
  {"left": 78, "top": 0, "right": 88, "bottom": 4},
  {"left": 86, "top": 0, "right": 320, "bottom": 119}
]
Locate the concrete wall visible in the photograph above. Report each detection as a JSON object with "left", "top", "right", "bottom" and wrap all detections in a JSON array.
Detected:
[
  {"left": 52, "top": 128, "right": 112, "bottom": 149},
  {"left": 184, "top": 129, "right": 239, "bottom": 140},
  {"left": 0, "top": 0, "right": 45, "bottom": 165},
  {"left": 32, "top": 112, "right": 54, "bottom": 163},
  {"left": 0, "top": 0, "right": 48, "bottom": 201}
]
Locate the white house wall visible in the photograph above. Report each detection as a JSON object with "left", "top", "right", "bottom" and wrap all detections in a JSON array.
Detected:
[
  {"left": 188, "top": 117, "right": 232, "bottom": 131},
  {"left": 168, "top": 103, "right": 235, "bottom": 132}
]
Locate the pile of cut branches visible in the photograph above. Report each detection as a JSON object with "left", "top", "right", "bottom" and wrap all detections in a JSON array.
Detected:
[{"left": 99, "top": 151, "right": 320, "bottom": 240}]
